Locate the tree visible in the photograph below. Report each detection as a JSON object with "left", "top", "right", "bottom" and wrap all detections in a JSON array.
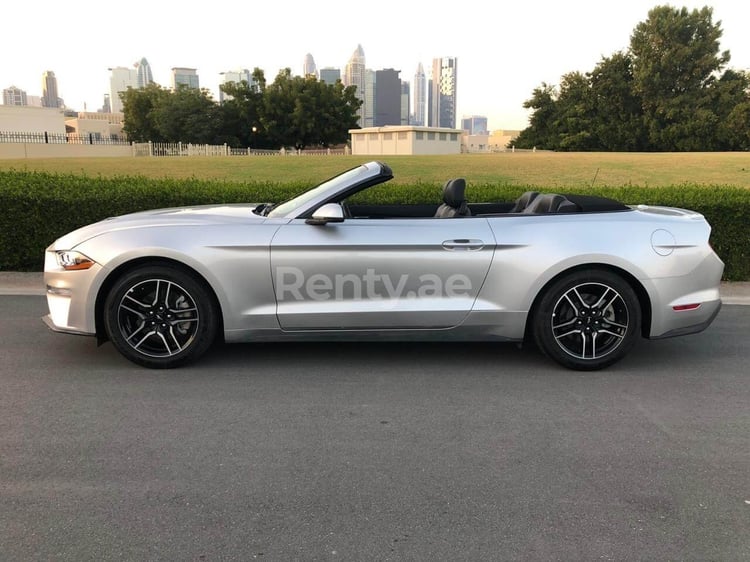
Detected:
[
  {"left": 514, "top": 4, "right": 749, "bottom": 152},
  {"left": 122, "top": 67, "right": 360, "bottom": 149},
  {"left": 260, "top": 69, "right": 300, "bottom": 149},
  {"left": 588, "top": 52, "right": 646, "bottom": 151},
  {"left": 513, "top": 83, "right": 558, "bottom": 149},
  {"left": 260, "top": 69, "right": 361, "bottom": 150},
  {"left": 317, "top": 79, "right": 362, "bottom": 146},
  {"left": 219, "top": 68, "right": 266, "bottom": 148},
  {"left": 151, "top": 86, "right": 223, "bottom": 144},
  {"left": 630, "top": 5, "right": 730, "bottom": 150},
  {"left": 122, "top": 84, "right": 223, "bottom": 144},
  {"left": 709, "top": 69, "right": 750, "bottom": 150},
  {"left": 120, "top": 84, "right": 170, "bottom": 142},
  {"left": 553, "top": 71, "right": 598, "bottom": 151}
]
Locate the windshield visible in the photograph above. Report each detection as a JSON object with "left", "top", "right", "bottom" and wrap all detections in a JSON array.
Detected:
[{"left": 267, "top": 164, "right": 373, "bottom": 218}]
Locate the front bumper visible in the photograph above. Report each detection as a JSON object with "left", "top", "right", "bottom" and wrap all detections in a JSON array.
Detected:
[
  {"left": 42, "top": 313, "right": 94, "bottom": 337},
  {"left": 43, "top": 248, "right": 103, "bottom": 336}
]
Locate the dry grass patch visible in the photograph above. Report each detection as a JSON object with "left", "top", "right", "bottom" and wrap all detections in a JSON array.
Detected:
[{"left": 1, "top": 152, "right": 749, "bottom": 188}]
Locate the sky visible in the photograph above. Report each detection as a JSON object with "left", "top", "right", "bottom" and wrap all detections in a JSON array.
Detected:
[{"left": 2, "top": 0, "right": 749, "bottom": 131}]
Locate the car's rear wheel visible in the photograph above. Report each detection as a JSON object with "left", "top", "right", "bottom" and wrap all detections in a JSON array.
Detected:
[
  {"left": 532, "top": 269, "right": 641, "bottom": 370},
  {"left": 103, "top": 265, "right": 217, "bottom": 368}
]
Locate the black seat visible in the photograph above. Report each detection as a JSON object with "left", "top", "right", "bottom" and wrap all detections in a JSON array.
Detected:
[
  {"left": 434, "top": 178, "right": 471, "bottom": 218},
  {"left": 510, "top": 190, "right": 540, "bottom": 212},
  {"left": 522, "top": 193, "right": 579, "bottom": 214}
]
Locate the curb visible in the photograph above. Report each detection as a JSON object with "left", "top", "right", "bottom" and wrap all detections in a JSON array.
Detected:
[
  {"left": 1, "top": 272, "right": 749, "bottom": 304},
  {"left": 0, "top": 273, "right": 46, "bottom": 296}
]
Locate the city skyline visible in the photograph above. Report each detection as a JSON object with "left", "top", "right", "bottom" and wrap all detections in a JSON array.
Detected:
[{"left": 2, "top": 0, "right": 750, "bottom": 130}]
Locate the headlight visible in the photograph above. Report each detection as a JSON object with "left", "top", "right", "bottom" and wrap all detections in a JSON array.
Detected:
[{"left": 56, "top": 251, "right": 96, "bottom": 271}]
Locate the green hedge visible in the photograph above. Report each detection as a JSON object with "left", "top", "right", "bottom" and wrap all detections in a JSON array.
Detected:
[{"left": 1, "top": 170, "right": 748, "bottom": 280}]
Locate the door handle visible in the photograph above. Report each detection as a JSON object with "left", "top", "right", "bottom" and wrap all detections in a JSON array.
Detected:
[{"left": 442, "top": 239, "right": 485, "bottom": 251}]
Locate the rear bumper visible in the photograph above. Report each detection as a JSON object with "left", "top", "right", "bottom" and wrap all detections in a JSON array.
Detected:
[
  {"left": 646, "top": 250, "right": 724, "bottom": 338},
  {"left": 648, "top": 300, "right": 721, "bottom": 339}
]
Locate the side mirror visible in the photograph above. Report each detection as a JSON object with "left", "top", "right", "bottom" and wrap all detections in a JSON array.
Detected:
[{"left": 306, "top": 203, "right": 345, "bottom": 225}]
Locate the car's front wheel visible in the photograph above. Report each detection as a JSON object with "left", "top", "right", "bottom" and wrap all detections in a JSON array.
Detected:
[
  {"left": 103, "top": 265, "right": 218, "bottom": 368},
  {"left": 532, "top": 269, "right": 641, "bottom": 370}
]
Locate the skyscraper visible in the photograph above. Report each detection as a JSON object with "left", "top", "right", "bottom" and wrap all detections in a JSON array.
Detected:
[
  {"left": 374, "top": 69, "right": 401, "bottom": 127},
  {"left": 219, "top": 69, "right": 255, "bottom": 102},
  {"left": 413, "top": 63, "right": 426, "bottom": 126},
  {"left": 462, "top": 115, "right": 488, "bottom": 135},
  {"left": 303, "top": 54, "right": 317, "bottom": 77},
  {"left": 171, "top": 68, "right": 200, "bottom": 89},
  {"left": 400, "top": 81, "right": 410, "bottom": 126},
  {"left": 135, "top": 57, "right": 154, "bottom": 88},
  {"left": 3, "top": 85, "right": 27, "bottom": 106},
  {"left": 344, "top": 45, "right": 366, "bottom": 125},
  {"left": 109, "top": 66, "right": 137, "bottom": 113},
  {"left": 430, "top": 57, "right": 458, "bottom": 128},
  {"left": 364, "top": 69, "right": 376, "bottom": 128},
  {"left": 427, "top": 77, "right": 434, "bottom": 126},
  {"left": 41, "top": 71, "right": 60, "bottom": 108},
  {"left": 319, "top": 68, "right": 341, "bottom": 84}
]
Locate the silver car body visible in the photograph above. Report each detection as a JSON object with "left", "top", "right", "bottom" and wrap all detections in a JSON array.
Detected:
[{"left": 44, "top": 161, "right": 723, "bottom": 361}]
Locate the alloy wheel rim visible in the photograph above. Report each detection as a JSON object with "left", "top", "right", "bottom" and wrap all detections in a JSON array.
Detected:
[
  {"left": 551, "top": 282, "right": 629, "bottom": 360},
  {"left": 117, "top": 278, "right": 200, "bottom": 358}
]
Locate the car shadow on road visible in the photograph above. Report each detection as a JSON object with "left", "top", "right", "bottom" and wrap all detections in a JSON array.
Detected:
[
  {"left": 199, "top": 339, "right": 545, "bottom": 371},
  {"left": 196, "top": 335, "right": 721, "bottom": 377},
  {"left": 32, "top": 324, "right": 728, "bottom": 377}
]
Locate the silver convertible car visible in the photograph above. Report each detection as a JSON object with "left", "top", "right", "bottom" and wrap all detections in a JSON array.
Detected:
[{"left": 44, "top": 161, "right": 723, "bottom": 370}]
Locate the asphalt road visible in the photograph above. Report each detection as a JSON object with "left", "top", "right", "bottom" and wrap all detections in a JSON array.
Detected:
[{"left": 1, "top": 296, "right": 748, "bottom": 561}]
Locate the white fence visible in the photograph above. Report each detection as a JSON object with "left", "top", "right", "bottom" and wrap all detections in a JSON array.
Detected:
[
  {"left": 0, "top": 130, "right": 129, "bottom": 145},
  {"left": 0, "top": 131, "right": 351, "bottom": 159},
  {"left": 132, "top": 142, "right": 229, "bottom": 157},
  {"left": 133, "top": 142, "right": 350, "bottom": 157}
]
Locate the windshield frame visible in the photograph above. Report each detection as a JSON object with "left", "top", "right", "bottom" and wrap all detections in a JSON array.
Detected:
[{"left": 266, "top": 161, "right": 392, "bottom": 219}]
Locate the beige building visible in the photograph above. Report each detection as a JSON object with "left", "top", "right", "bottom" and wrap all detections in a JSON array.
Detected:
[
  {"left": 489, "top": 129, "right": 522, "bottom": 151},
  {"left": 350, "top": 126, "right": 462, "bottom": 156},
  {"left": 463, "top": 133, "right": 490, "bottom": 153},
  {"left": 0, "top": 105, "right": 66, "bottom": 133},
  {"left": 0, "top": 106, "right": 131, "bottom": 158},
  {"left": 65, "top": 111, "right": 125, "bottom": 139}
]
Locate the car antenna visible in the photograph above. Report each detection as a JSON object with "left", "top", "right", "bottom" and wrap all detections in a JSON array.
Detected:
[{"left": 591, "top": 168, "right": 600, "bottom": 188}]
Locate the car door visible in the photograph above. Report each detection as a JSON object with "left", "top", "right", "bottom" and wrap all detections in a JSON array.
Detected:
[{"left": 270, "top": 216, "right": 495, "bottom": 330}]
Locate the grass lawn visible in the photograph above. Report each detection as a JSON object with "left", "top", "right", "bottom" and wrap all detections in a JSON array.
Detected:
[{"left": 1, "top": 152, "right": 749, "bottom": 188}]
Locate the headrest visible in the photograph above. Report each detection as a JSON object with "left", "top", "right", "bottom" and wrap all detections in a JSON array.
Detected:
[
  {"left": 511, "top": 190, "right": 540, "bottom": 212},
  {"left": 523, "top": 193, "right": 567, "bottom": 214},
  {"left": 442, "top": 178, "right": 467, "bottom": 208}
]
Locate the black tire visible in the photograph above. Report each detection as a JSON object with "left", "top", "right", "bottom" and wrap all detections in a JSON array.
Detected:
[
  {"left": 103, "top": 265, "right": 218, "bottom": 368},
  {"left": 532, "top": 269, "right": 641, "bottom": 371}
]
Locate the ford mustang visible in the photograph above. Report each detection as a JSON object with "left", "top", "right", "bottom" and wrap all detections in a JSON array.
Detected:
[{"left": 43, "top": 161, "right": 723, "bottom": 370}]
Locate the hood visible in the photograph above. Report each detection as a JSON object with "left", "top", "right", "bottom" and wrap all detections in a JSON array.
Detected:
[{"left": 53, "top": 203, "right": 266, "bottom": 250}]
